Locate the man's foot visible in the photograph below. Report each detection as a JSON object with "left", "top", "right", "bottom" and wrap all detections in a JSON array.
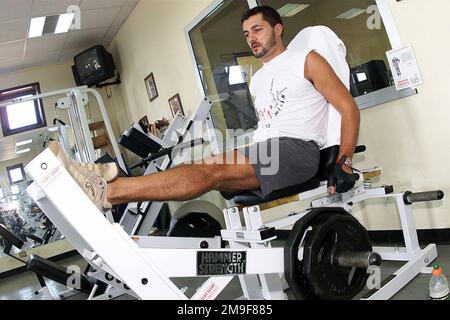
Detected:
[
  {"left": 48, "top": 141, "right": 116, "bottom": 212},
  {"left": 48, "top": 141, "right": 119, "bottom": 183}
]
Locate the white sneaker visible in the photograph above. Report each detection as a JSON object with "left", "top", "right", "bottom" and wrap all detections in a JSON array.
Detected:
[{"left": 48, "top": 141, "right": 115, "bottom": 212}]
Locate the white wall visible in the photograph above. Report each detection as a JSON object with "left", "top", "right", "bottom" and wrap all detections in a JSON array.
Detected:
[
  {"left": 108, "top": 0, "right": 212, "bottom": 125},
  {"left": 352, "top": 0, "right": 450, "bottom": 230},
  {"left": 104, "top": 0, "right": 449, "bottom": 231}
]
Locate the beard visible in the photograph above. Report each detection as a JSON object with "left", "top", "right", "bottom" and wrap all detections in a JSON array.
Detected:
[{"left": 253, "top": 30, "right": 277, "bottom": 58}]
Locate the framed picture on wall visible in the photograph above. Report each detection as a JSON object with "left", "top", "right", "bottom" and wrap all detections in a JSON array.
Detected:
[
  {"left": 168, "top": 93, "right": 184, "bottom": 117},
  {"left": 145, "top": 72, "right": 158, "bottom": 102}
]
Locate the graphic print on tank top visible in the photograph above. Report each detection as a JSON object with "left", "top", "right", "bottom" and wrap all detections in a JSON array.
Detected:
[{"left": 257, "top": 79, "right": 287, "bottom": 129}]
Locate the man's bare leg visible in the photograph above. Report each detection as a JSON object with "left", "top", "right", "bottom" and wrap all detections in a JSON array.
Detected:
[{"left": 107, "top": 150, "right": 259, "bottom": 205}]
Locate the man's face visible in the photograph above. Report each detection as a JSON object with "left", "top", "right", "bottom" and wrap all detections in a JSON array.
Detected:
[{"left": 243, "top": 13, "right": 277, "bottom": 59}]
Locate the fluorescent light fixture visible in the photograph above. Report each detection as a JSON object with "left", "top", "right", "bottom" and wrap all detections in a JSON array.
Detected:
[
  {"left": 11, "top": 195, "right": 18, "bottom": 201},
  {"left": 28, "top": 16, "right": 46, "bottom": 38},
  {"left": 16, "top": 148, "right": 31, "bottom": 155},
  {"left": 55, "top": 13, "right": 75, "bottom": 34},
  {"left": 11, "top": 185, "right": 20, "bottom": 195},
  {"left": 277, "top": 4, "right": 309, "bottom": 17},
  {"left": 16, "top": 139, "right": 32, "bottom": 147},
  {"left": 335, "top": 8, "right": 367, "bottom": 20}
]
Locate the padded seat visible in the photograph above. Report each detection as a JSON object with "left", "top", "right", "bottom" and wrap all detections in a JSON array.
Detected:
[
  {"left": 231, "top": 178, "right": 321, "bottom": 206},
  {"left": 222, "top": 146, "right": 340, "bottom": 206}
]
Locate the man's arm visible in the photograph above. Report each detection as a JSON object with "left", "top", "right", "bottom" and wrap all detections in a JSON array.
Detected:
[{"left": 304, "top": 51, "right": 360, "bottom": 165}]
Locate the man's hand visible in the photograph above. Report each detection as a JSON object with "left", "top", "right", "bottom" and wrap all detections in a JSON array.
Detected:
[{"left": 327, "top": 163, "right": 359, "bottom": 194}]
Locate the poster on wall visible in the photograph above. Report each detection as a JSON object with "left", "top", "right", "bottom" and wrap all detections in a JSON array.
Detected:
[{"left": 386, "top": 44, "right": 423, "bottom": 91}]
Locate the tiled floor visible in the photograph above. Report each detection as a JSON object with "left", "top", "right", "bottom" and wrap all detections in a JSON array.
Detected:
[{"left": 1, "top": 244, "right": 448, "bottom": 300}]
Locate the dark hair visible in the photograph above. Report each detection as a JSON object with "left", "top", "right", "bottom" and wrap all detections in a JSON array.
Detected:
[{"left": 241, "top": 6, "right": 283, "bottom": 28}]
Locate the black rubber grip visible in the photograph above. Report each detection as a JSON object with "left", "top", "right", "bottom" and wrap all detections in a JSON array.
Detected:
[
  {"left": 404, "top": 190, "right": 444, "bottom": 205},
  {"left": 354, "top": 145, "right": 366, "bottom": 154},
  {"left": 335, "top": 251, "right": 382, "bottom": 269}
]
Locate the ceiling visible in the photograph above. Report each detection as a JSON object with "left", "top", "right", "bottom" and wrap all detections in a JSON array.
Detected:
[
  {"left": 0, "top": 0, "right": 140, "bottom": 75},
  {"left": 0, "top": 0, "right": 140, "bottom": 165}
]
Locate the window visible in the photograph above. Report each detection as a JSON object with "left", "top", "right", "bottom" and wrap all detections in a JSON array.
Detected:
[
  {"left": 186, "top": 0, "right": 258, "bottom": 142},
  {"left": 6, "top": 163, "right": 26, "bottom": 184},
  {"left": 0, "top": 83, "right": 47, "bottom": 136}
]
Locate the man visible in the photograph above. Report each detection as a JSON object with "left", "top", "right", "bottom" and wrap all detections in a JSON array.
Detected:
[{"left": 49, "top": 6, "right": 360, "bottom": 212}]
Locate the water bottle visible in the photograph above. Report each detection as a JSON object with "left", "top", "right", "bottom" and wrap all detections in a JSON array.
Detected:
[{"left": 429, "top": 264, "right": 449, "bottom": 300}]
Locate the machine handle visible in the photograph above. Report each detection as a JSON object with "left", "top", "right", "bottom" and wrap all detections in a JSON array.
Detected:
[
  {"left": 334, "top": 251, "right": 382, "bottom": 269},
  {"left": 354, "top": 145, "right": 366, "bottom": 154},
  {"left": 403, "top": 190, "right": 444, "bottom": 205}
]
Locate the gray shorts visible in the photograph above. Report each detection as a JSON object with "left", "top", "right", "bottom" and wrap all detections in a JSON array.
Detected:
[{"left": 238, "top": 137, "right": 320, "bottom": 198}]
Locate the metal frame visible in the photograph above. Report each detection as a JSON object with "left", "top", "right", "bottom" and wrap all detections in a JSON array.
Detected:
[
  {"left": 0, "top": 86, "right": 127, "bottom": 173},
  {"left": 223, "top": 182, "right": 437, "bottom": 300},
  {"left": 25, "top": 146, "right": 438, "bottom": 300},
  {"left": 119, "top": 97, "right": 218, "bottom": 236}
]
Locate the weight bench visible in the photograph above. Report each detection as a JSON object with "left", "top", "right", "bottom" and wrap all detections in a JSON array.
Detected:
[{"left": 23, "top": 116, "right": 445, "bottom": 300}]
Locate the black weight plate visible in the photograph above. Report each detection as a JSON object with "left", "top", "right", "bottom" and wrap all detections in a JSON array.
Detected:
[
  {"left": 284, "top": 207, "right": 350, "bottom": 299},
  {"left": 302, "top": 213, "right": 372, "bottom": 299}
]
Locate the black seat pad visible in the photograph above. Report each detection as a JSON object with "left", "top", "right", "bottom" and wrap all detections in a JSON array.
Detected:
[{"left": 231, "top": 178, "right": 321, "bottom": 206}]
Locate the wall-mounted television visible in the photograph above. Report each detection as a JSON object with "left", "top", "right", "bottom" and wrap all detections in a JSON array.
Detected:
[
  {"left": 71, "top": 45, "right": 116, "bottom": 87},
  {"left": 350, "top": 60, "right": 390, "bottom": 97}
]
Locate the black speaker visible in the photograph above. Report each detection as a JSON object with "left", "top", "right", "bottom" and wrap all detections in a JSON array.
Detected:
[{"left": 350, "top": 60, "right": 390, "bottom": 97}]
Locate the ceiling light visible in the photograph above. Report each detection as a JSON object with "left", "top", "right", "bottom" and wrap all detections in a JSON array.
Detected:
[
  {"left": 335, "top": 8, "right": 367, "bottom": 20},
  {"left": 16, "top": 139, "right": 32, "bottom": 147},
  {"left": 55, "top": 13, "right": 75, "bottom": 34},
  {"left": 16, "top": 148, "right": 31, "bottom": 155},
  {"left": 28, "top": 16, "right": 46, "bottom": 38},
  {"left": 277, "top": 4, "right": 310, "bottom": 17}
]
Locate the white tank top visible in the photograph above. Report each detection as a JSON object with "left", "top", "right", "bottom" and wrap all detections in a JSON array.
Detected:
[{"left": 249, "top": 49, "right": 328, "bottom": 147}]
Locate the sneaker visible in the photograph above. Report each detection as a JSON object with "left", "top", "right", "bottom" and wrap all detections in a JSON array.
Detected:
[
  {"left": 48, "top": 141, "right": 114, "bottom": 212},
  {"left": 48, "top": 141, "right": 119, "bottom": 183}
]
